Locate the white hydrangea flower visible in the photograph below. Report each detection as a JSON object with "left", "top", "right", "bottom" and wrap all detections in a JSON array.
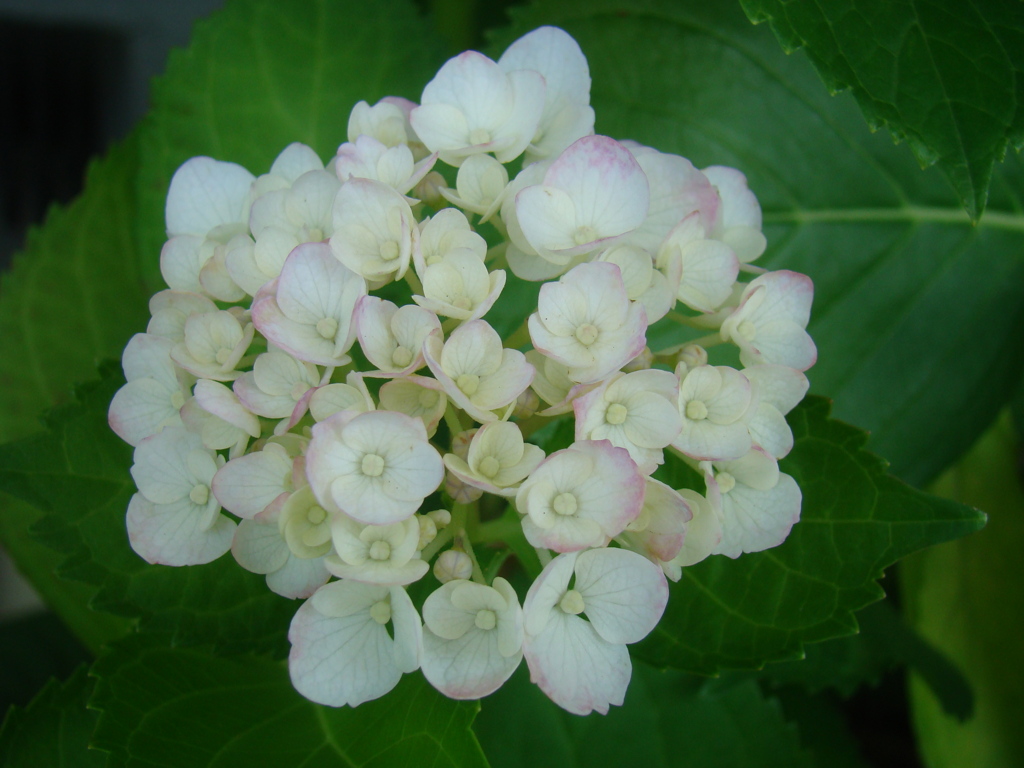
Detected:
[
  {"left": 226, "top": 169, "right": 341, "bottom": 297},
  {"left": 443, "top": 421, "right": 545, "bottom": 497},
  {"left": 233, "top": 349, "right": 321, "bottom": 420},
  {"left": 516, "top": 439, "right": 644, "bottom": 552},
  {"left": 528, "top": 261, "right": 647, "bottom": 384},
  {"left": 377, "top": 376, "right": 447, "bottom": 437},
  {"left": 513, "top": 136, "right": 649, "bottom": 265},
  {"left": 330, "top": 178, "right": 417, "bottom": 283},
  {"left": 668, "top": 486, "right": 725, "bottom": 571},
  {"left": 523, "top": 350, "right": 594, "bottom": 415},
  {"left": 109, "top": 333, "right": 194, "bottom": 446},
  {"left": 572, "top": 369, "right": 681, "bottom": 474},
  {"left": 288, "top": 580, "right": 422, "bottom": 707},
  {"left": 414, "top": 208, "right": 488, "bottom": 276},
  {"left": 146, "top": 290, "right": 217, "bottom": 341},
  {"left": 354, "top": 296, "right": 440, "bottom": 377},
  {"left": 335, "top": 135, "right": 436, "bottom": 196},
  {"left": 522, "top": 548, "right": 668, "bottom": 715},
  {"left": 702, "top": 165, "right": 766, "bottom": 263},
  {"left": 498, "top": 26, "right": 595, "bottom": 164},
  {"left": 623, "top": 146, "right": 720, "bottom": 253},
  {"left": 656, "top": 212, "right": 740, "bottom": 313},
  {"left": 231, "top": 513, "right": 331, "bottom": 600},
  {"left": 325, "top": 514, "right": 428, "bottom": 585},
  {"left": 171, "top": 309, "right": 254, "bottom": 382},
  {"left": 252, "top": 242, "right": 366, "bottom": 367},
  {"left": 410, "top": 50, "right": 546, "bottom": 166},
  {"left": 308, "top": 373, "right": 376, "bottom": 423},
  {"left": 422, "top": 321, "right": 534, "bottom": 423},
  {"left": 597, "top": 244, "right": 675, "bottom": 323},
  {"left": 185, "top": 379, "right": 261, "bottom": 451},
  {"left": 706, "top": 448, "right": 801, "bottom": 558},
  {"left": 414, "top": 251, "right": 506, "bottom": 322},
  {"left": 250, "top": 142, "right": 325, "bottom": 198},
  {"left": 212, "top": 440, "right": 298, "bottom": 519},
  {"left": 127, "top": 426, "right": 233, "bottom": 565},
  {"left": 616, "top": 477, "right": 691, "bottom": 576},
  {"left": 438, "top": 154, "right": 509, "bottom": 219},
  {"left": 720, "top": 271, "right": 817, "bottom": 371},
  {"left": 348, "top": 98, "right": 413, "bottom": 148},
  {"left": 160, "top": 156, "right": 254, "bottom": 294},
  {"left": 743, "top": 365, "right": 809, "bottom": 459},
  {"left": 305, "top": 409, "right": 444, "bottom": 525},
  {"left": 275, "top": 484, "right": 332, "bottom": 560},
  {"left": 421, "top": 578, "right": 523, "bottom": 699},
  {"left": 672, "top": 364, "right": 755, "bottom": 461}
]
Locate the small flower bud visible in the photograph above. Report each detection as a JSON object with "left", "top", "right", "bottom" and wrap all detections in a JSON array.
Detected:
[
  {"left": 417, "top": 514, "right": 438, "bottom": 549},
  {"left": 446, "top": 471, "right": 483, "bottom": 503},
  {"left": 434, "top": 549, "right": 473, "bottom": 583},
  {"left": 513, "top": 387, "right": 540, "bottom": 419},
  {"left": 451, "top": 429, "right": 478, "bottom": 461},
  {"left": 676, "top": 344, "right": 708, "bottom": 376},
  {"left": 427, "top": 508, "right": 452, "bottom": 528},
  {"left": 414, "top": 171, "right": 449, "bottom": 209},
  {"left": 622, "top": 346, "right": 654, "bottom": 372}
]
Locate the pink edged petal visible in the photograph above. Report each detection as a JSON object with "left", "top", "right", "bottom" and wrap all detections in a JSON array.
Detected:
[
  {"left": 523, "top": 611, "right": 631, "bottom": 716},
  {"left": 389, "top": 585, "right": 424, "bottom": 674},
  {"left": 515, "top": 184, "right": 580, "bottom": 254},
  {"left": 109, "top": 378, "right": 182, "bottom": 447},
  {"left": 544, "top": 136, "right": 649, "bottom": 240},
  {"left": 674, "top": 419, "right": 752, "bottom": 463},
  {"left": 630, "top": 149, "right": 719, "bottom": 252},
  {"left": 499, "top": 26, "right": 591, "bottom": 115},
  {"left": 523, "top": 551, "right": 579, "bottom": 637},
  {"left": 131, "top": 428, "right": 204, "bottom": 504},
  {"left": 743, "top": 365, "right": 809, "bottom": 415},
  {"left": 325, "top": 557, "right": 429, "bottom": 586},
  {"left": 266, "top": 555, "right": 330, "bottom": 600},
  {"left": 230, "top": 519, "right": 289, "bottom": 574},
  {"left": 492, "top": 69, "right": 546, "bottom": 163},
  {"left": 212, "top": 448, "right": 292, "bottom": 519},
  {"left": 165, "top": 156, "right": 253, "bottom": 236},
  {"left": 127, "top": 493, "right": 235, "bottom": 566},
  {"left": 193, "top": 379, "right": 260, "bottom": 438},
  {"left": 573, "top": 548, "right": 669, "bottom": 644},
  {"left": 740, "top": 321, "right": 817, "bottom": 372},
  {"left": 422, "top": 625, "right": 521, "bottom": 699},
  {"left": 409, "top": 103, "right": 470, "bottom": 153},
  {"left": 748, "top": 403, "right": 794, "bottom": 459},
  {"left": 472, "top": 349, "right": 535, "bottom": 410},
  {"left": 288, "top": 585, "right": 402, "bottom": 707}
]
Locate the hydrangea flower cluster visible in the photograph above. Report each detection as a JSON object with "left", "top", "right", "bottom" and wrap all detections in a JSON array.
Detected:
[{"left": 109, "top": 26, "right": 816, "bottom": 716}]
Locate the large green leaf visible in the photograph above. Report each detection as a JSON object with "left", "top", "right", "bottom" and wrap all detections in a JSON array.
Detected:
[
  {"left": 0, "top": 666, "right": 104, "bottom": 768},
  {"left": 490, "top": 0, "right": 1024, "bottom": 486},
  {"left": 740, "top": 0, "right": 1024, "bottom": 221},
  {"left": 135, "top": 0, "right": 446, "bottom": 288},
  {"left": 90, "top": 638, "right": 488, "bottom": 768},
  {"left": 0, "top": 368, "right": 296, "bottom": 657},
  {"left": 903, "top": 412, "right": 1024, "bottom": 767},
  {"left": 475, "top": 664, "right": 811, "bottom": 768},
  {"left": 636, "top": 396, "right": 983, "bottom": 673}
]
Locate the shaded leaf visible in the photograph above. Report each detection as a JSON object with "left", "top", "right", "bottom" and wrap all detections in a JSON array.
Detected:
[
  {"left": 740, "top": 0, "right": 1024, "bottom": 220},
  {"left": 90, "top": 638, "right": 488, "bottom": 768},
  {"left": 0, "top": 666, "right": 104, "bottom": 768}
]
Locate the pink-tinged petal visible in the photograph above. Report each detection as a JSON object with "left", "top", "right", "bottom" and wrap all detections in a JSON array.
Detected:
[
  {"left": 212, "top": 447, "right": 292, "bottom": 519},
  {"left": 523, "top": 551, "right": 578, "bottom": 637},
  {"left": 422, "top": 626, "right": 521, "bottom": 699},
  {"left": 715, "top": 473, "right": 801, "bottom": 558},
  {"left": 499, "top": 26, "right": 591, "bottom": 115},
  {"left": 423, "top": 52, "right": 513, "bottom": 127},
  {"left": 193, "top": 379, "right": 260, "bottom": 437},
  {"left": 127, "top": 493, "right": 235, "bottom": 566},
  {"left": 266, "top": 555, "right": 330, "bottom": 600},
  {"left": 629, "top": 149, "right": 719, "bottom": 251},
  {"left": 573, "top": 548, "right": 668, "bottom": 644},
  {"left": 492, "top": 69, "right": 546, "bottom": 163},
  {"left": 165, "top": 156, "right": 253, "bottom": 236},
  {"left": 109, "top": 378, "right": 182, "bottom": 447},
  {"left": 231, "top": 519, "right": 289, "bottom": 574},
  {"left": 131, "top": 428, "right": 203, "bottom": 504},
  {"left": 409, "top": 104, "right": 470, "bottom": 152},
  {"left": 325, "top": 557, "right": 429, "bottom": 586},
  {"left": 739, "top": 321, "right": 817, "bottom": 372},
  {"left": 288, "top": 585, "right": 402, "bottom": 707},
  {"left": 674, "top": 419, "right": 751, "bottom": 463},
  {"left": 515, "top": 184, "right": 581, "bottom": 254},
  {"left": 523, "top": 611, "right": 631, "bottom": 716},
  {"left": 544, "top": 136, "right": 649, "bottom": 240}
]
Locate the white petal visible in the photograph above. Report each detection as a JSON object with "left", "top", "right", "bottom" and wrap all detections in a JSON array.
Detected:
[{"left": 573, "top": 548, "right": 668, "bottom": 644}]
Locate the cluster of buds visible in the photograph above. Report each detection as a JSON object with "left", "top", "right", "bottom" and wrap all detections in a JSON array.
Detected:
[{"left": 109, "top": 27, "right": 816, "bottom": 716}]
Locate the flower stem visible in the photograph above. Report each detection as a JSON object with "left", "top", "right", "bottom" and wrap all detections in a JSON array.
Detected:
[{"left": 505, "top": 317, "right": 532, "bottom": 350}]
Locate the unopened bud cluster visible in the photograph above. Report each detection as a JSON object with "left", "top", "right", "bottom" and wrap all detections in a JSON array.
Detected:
[{"left": 109, "top": 26, "right": 816, "bottom": 716}]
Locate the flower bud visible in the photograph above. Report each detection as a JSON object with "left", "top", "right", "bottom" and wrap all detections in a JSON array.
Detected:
[
  {"left": 451, "top": 429, "right": 478, "bottom": 460},
  {"left": 433, "top": 549, "right": 473, "bottom": 583},
  {"left": 414, "top": 171, "right": 449, "bottom": 209},
  {"left": 426, "top": 508, "right": 452, "bottom": 528},
  {"left": 512, "top": 387, "right": 540, "bottom": 419},
  {"left": 676, "top": 344, "right": 708, "bottom": 376},
  {"left": 446, "top": 471, "right": 483, "bottom": 503},
  {"left": 622, "top": 346, "right": 653, "bottom": 372},
  {"left": 417, "top": 514, "right": 438, "bottom": 549}
]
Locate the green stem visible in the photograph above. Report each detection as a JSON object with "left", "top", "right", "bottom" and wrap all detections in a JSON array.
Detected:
[
  {"left": 505, "top": 317, "right": 533, "bottom": 350},
  {"left": 443, "top": 401, "right": 466, "bottom": 443},
  {"left": 405, "top": 269, "right": 423, "bottom": 296},
  {"left": 476, "top": 514, "right": 523, "bottom": 544}
]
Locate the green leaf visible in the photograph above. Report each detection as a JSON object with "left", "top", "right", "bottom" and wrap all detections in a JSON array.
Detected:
[
  {"left": 0, "top": 366, "right": 296, "bottom": 657},
  {"left": 903, "top": 411, "right": 1024, "bottom": 767},
  {"left": 635, "top": 396, "right": 984, "bottom": 674},
  {"left": 0, "top": 133, "right": 149, "bottom": 445},
  {"left": 489, "top": 0, "right": 1024, "bottom": 486},
  {"left": 771, "top": 688, "right": 871, "bottom": 768},
  {"left": 474, "top": 663, "right": 810, "bottom": 768},
  {"left": 739, "top": 0, "right": 1024, "bottom": 221},
  {"left": 135, "top": 0, "right": 446, "bottom": 288},
  {"left": 90, "top": 638, "right": 488, "bottom": 768},
  {"left": 0, "top": 666, "right": 105, "bottom": 768}
]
